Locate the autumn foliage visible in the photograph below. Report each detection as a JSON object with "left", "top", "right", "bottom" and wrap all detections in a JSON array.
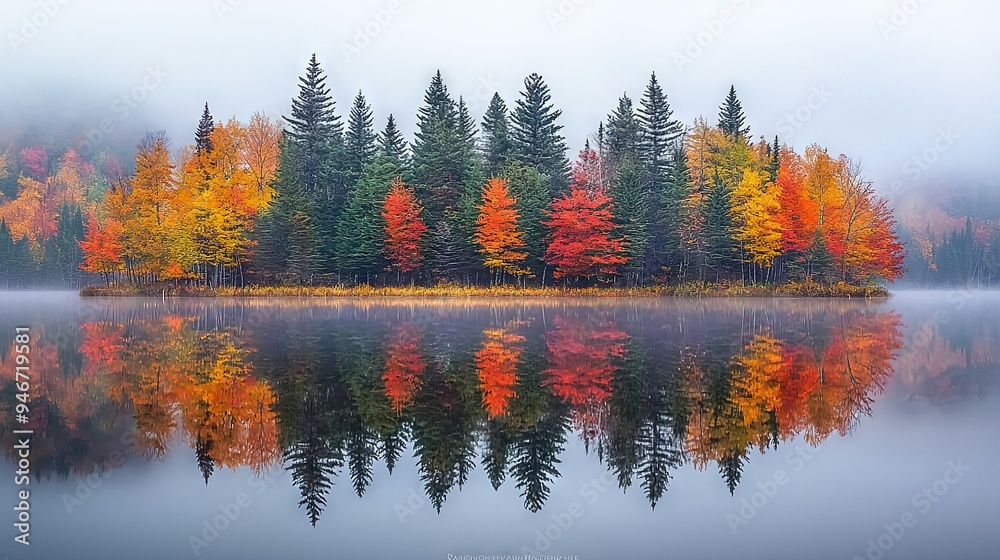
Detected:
[
  {"left": 382, "top": 178, "right": 427, "bottom": 275},
  {"left": 475, "top": 178, "right": 529, "bottom": 280}
]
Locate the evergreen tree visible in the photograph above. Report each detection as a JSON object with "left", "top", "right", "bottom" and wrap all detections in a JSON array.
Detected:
[
  {"left": 605, "top": 94, "right": 641, "bottom": 171},
  {"left": 336, "top": 157, "right": 403, "bottom": 280},
  {"left": 653, "top": 147, "right": 689, "bottom": 278},
  {"left": 378, "top": 114, "right": 409, "bottom": 166},
  {"left": 412, "top": 71, "right": 470, "bottom": 223},
  {"left": 510, "top": 401, "right": 569, "bottom": 513},
  {"left": 500, "top": 162, "right": 549, "bottom": 281},
  {"left": 195, "top": 103, "right": 215, "bottom": 155},
  {"left": 610, "top": 159, "right": 650, "bottom": 286},
  {"left": 284, "top": 54, "right": 343, "bottom": 197},
  {"left": 704, "top": 179, "right": 736, "bottom": 279},
  {"left": 637, "top": 73, "right": 683, "bottom": 190},
  {"left": 56, "top": 202, "right": 86, "bottom": 286},
  {"left": 38, "top": 238, "right": 62, "bottom": 287},
  {"left": 510, "top": 73, "right": 570, "bottom": 194},
  {"left": 255, "top": 141, "right": 319, "bottom": 283},
  {"left": 346, "top": 91, "right": 378, "bottom": 186},
  {"left": 282, "top": 54, "right": 347, "bottom": 271},
  {"left": 718, "top": 85, "right": 750, "bottom": 141},
  {"left": 481, "top": 93, "right": 514, "bottom": 175},
  {"left": 428, "top": 214, "right": 466, "bottom": 283},
  {"left": 284, "top": 394, "right": 342, "bottom": 526},
  {"left": 768, "top": 136, "right": 781, "bottom": 181}
]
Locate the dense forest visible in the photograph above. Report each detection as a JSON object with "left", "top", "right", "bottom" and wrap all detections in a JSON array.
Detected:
[{"left": 1, "top": 55, "right": 912, "bottom": 289}]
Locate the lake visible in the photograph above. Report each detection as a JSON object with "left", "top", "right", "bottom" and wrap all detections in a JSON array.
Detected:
[{"left": 2, "top": 291, "right": 998, "bottom": 560}]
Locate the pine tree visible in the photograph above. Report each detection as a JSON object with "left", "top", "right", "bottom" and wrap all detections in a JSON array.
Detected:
[
  {"left": 336, "top": 157, "right": 403, "bottom": 280},
  {"left": 610, "top": 160, "right": 650, "bottom": 286},
  {"left": 378, "top": 114, "right": 409, "bottom": 166},
  {"left": 195, "top": 103, "right": 215, "bottom": 155},
  {"left": 428, "top": 215, "right": 465, "bottom": 283},
  {"left": 0, "top": 219, "right": 13, "bottom": 288},
  {"left": 605, "top": 94, "right": 640, "bottom": 171},
  {"left": 255, "top": 141, "right": 318, "bottom": 282},
  {"left": 412, "top": 71, "right": 470, "bottom": 223},
  {"left": 500, "top": 162, "right": 549, "bottom": 281},
  {"left": 510, "top": 73, "right": 570, "bottom": 194},
  {"left": 718, "top": 85, "right": 750, "bottom": 141},
  {"left": 653, "top": 148, "right": 689, "bottom": 278},
  {"left": 482, "top": 93, "right": 514, "bottom": 175},
  {"left": 345, "top": 91, "right": 378, "bottom": 187},
  {"left": 637, "top": 73, "right": 683, "bottom": 190},
  {"left": 768, "top": 136, "right": 781, "bottom": 181},
  {"left": 283, "top": 54, "right": 344, "bottom": 197},
  {"left": 704, "top": 179, "right": 736, "bottom": 279}
]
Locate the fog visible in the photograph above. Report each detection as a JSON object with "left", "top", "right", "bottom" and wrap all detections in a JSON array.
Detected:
[{"left": 1, "top": 0, "right": 997, "bottom": 193}]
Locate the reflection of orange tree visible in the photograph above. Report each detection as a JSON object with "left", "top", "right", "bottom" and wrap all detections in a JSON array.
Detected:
[
  {"left": 684, "top": 311, "right": 903, "bottom": 481},
  {"left": 476, "top": 328, "right": 524, "bottom": 417},
  {"left": 77, "top": 315, "right": 281, "bottom": 477},
  {"left": 382, "top": 323, "right": 425, "bottom": 414},
  {"left": 544, "top": 315, "right": 628, "bottom": 438}
]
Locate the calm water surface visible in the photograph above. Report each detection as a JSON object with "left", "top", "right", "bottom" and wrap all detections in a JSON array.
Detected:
[{"left": 1, "top": 291, "right": 998, "bottom": 560}]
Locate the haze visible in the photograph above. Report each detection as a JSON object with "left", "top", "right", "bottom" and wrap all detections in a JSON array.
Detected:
[{"left": 1, "top": 0, "right": 996, "bottom": 193}]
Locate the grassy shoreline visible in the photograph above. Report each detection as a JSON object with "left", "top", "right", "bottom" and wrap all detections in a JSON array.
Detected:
[{"left": 80, "top": 282, "right": 891, "bottom": 299}]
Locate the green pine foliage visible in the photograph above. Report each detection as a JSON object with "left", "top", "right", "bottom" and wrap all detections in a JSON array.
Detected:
[{"left": 510, "top": 73, "right": 571, "bottom": 194}]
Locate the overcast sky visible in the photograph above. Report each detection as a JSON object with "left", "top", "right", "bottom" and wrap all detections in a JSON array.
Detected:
[{"left": 1, "top": 0, "right": 996, "bottom": 194}]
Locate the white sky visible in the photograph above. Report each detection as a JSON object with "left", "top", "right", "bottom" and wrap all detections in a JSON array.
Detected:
[{"left": 1, "top": 0, "right": 996, "bottom": 193}]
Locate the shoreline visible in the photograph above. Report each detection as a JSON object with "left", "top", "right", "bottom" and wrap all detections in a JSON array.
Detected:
[{"left": 79, "top": 282, "right": 892, "bottom": 299}]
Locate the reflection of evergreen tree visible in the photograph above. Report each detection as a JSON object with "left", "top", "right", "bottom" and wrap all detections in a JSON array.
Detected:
[
  {"left": 345, "top": 417, "right": 378, "bottom": 498},
  {"left": 284, "top": 394, "right": 343, "bottom": 526},
  {"left": 719, "top": 452, "right": 747, "bottom": 496},
  {"left": 510, "top": 397, "right": 569, "bottom": 513},
  {"left": 482, "top": 418, "right": 513, "bottom": 490},
  {"left": 606, "top": 335, "right": 645, "bottom": 490},
  {"left": 195, "top": 429, "right": 215, "bottom": 485},
  {"left": 637, "top": 350, "right": 688, "bottom": 509}
]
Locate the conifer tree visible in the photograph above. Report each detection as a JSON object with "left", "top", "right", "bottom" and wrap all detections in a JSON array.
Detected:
[
  {"left": 718, "top": 85, "right": 750, "bottom": 141},
  {"left": 605, "top": 94, "right": 641, "bottom": 172},
  {"left": 704, "top": 180, "right": 736, "bottom": 280},
  {"left": 611, "top": 160, "right": 650, "bottom": 286},
  {"left": 345, "top": 91, "right": 377, "bottom": 187},
  {"left": 195, "top": 103, "right": 215, "bottom": 155},
  {"left": 336, "top": 157, "right": 403, "bottom": 280},
  {"left": 500, "top": 162, "right": 549, "bottom": 281},
  {"left": 412, "top": 71, "right": 470, "bottom": 222},
  {"left": 283, "top": 54, "right": 343, "bottom": 198},
  {"left": 637, "top": 73, "right": 683, "bottom": 189},
  {"left": 510, "top": 73, "right": 570, "bottom": 194},
  {"left": 378, "top": 114, "right": 409, "bottom": 166},
  {"left": 482, "top": 93, "right": 514, "bottom": 175}
]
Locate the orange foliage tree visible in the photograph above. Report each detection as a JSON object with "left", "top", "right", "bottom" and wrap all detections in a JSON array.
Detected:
[
  {"left": 475, "top": 177, "right": 529, "bottom": 283},
  {"left": 382, "top": 178, "right": 427, "bottom": 280}
]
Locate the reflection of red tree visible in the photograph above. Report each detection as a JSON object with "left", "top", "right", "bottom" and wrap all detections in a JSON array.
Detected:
[
  {"left": 383, "top": 324, "right": 425, "bottom": 414},
  {"left": 544, "top": 316, "right": 628, "bottom": 433},
  {"left": 476, "top": 329, "right": 523, "bottom": 417}
]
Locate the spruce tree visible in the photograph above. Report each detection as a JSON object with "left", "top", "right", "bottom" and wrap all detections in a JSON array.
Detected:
[
  {"left": 768, "top": 136, "right": 781, "bottom": 182},
  {"left": 510, "top": 73, "right": 570, "bottom": 194},
  {"left": 412, "top": 71, "right": 465, "bottom": 222},
  {"left": 500, "top": 162, "right": 549, "bottom": 281},
  {"left": 284, "top": 54, "right": 343, "bottom": 197},
  {"left": 637, "top": 73, "right": 683, "bottom": 189},
  {"left": 282, "top": 54, "right": 347, "bottom": 272},
  {"left": 195, "top": 103, "right": 215, "bottom": 155},
  {"left": 704, "top": 179, "right": 736, "bottom": 280},
  {"left": 610, "top": 159, "right": 650, "bottom": 286},
  {"left": 345, "top": 91, "right": 377, "bottom": 187},
  {"left": 605, "top": 94, "right": 641, "bottom": 172},
  {"left": 378, "top": 114, "right": 409, "bottom": 166},
  {"left": 336, "top": 157, "right": 403, "bottom": 280},
  {"left": 654, "top": 147, "right": 689, "bottom": 278},
  {"left": 482, "top": 93, "right": 514, "bottom": 175},
  {"left": 718, "top": 85, "right": 750, "bottom": 141}
]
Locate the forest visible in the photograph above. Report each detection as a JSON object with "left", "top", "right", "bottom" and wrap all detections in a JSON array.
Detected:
[{"left": 0, "top": 55, "right": 911, "bottom": 290}]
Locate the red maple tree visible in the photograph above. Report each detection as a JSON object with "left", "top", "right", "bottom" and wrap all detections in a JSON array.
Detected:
[{"left": 382, "top": 177, "right": 427, "bottom": 277}]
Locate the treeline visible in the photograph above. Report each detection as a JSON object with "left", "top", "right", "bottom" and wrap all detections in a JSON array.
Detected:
[{"left": 11, "top": 55, "right": 907, "bottom": 288}]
